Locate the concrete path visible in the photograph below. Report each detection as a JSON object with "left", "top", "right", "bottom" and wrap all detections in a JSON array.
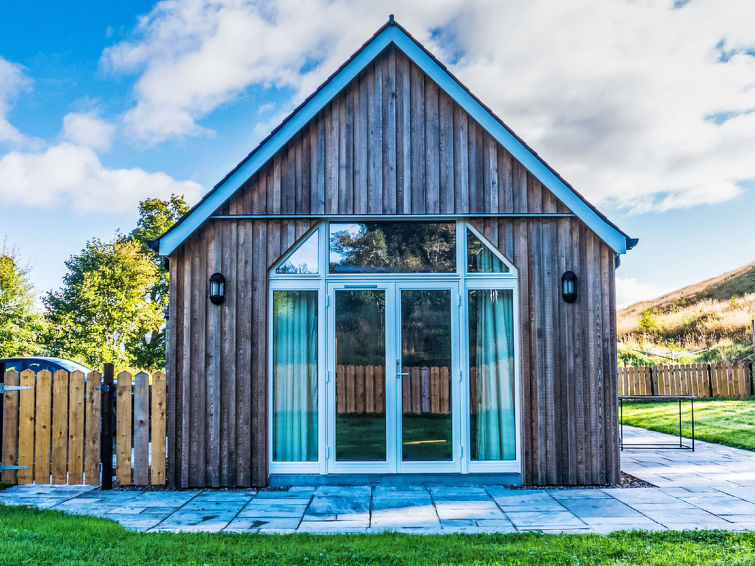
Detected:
[{"left": 1, "top": 425, "right": 754, "bottom": 534}]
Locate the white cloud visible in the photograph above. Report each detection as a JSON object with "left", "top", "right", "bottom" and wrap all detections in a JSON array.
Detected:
[
  {"left": 0, "top": 143, "right": 202, "bottom": 213},
  {"left": 62, "top": 111, "right": 117, "bottom": 151},
  {"left": 103, "top": 0, "right": 755, "bottom": 214},
  {"left": 101, "top": 0, "right": 461, "bottom": 143},
  {"left": 616, "top": 277, "right": 670, "bottom": 309},
  {"left": 0, "top": 56, "right": 32, "bottom": 145}
]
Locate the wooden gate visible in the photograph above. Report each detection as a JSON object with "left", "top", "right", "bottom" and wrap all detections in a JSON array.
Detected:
[{"left": 1, "top": 367, "right": 166, "bottom": 487}]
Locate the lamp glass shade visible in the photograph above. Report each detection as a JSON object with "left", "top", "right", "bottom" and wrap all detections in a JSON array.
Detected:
[
  {"left": 209, "top": 273, "right": 225, "bottom": 305},
  {"left": 561, "top": 271, "right": 577, "bottom": 303}
]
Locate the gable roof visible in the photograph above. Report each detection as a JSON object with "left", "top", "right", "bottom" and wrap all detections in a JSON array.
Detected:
[{"left": 156, "top": 16, "right": 636, "bottom": 256}]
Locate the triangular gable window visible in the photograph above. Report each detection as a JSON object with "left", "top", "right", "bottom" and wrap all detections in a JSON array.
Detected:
[
  {"left": 466, "top": 229, "right": 510, "bottom": 273},
  {"left": 275, "top": 229, "right": 319, "bottom": 274}
]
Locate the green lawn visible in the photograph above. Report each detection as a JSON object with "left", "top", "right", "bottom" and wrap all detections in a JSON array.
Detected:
[
  {"left": 621, "top": 398, "right": 755, "bottom": 451},
  {"left": 1, "top": 505, "right": 755, "bottom": 565}
]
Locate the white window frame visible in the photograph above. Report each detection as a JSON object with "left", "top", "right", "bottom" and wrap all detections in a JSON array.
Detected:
[{"left": 268, "top": 220, "right": 520, "bottom": 476}]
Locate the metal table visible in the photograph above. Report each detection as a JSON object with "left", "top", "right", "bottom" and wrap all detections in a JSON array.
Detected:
[{"left": 619, "top": 395, "right": 696, "bottom": 451}]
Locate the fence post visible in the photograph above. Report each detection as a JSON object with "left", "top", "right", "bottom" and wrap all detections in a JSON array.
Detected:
[{"left": 100, "top": 363, "right": 114, "bottom": 490}]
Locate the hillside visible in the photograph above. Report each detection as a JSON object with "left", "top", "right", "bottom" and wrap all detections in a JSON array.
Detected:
[
  {"left": 620, "top": 261, "right": 755, "bottom": 321},
  {"left": 618, "top": 261, "right": 754, "bottom": 364}
]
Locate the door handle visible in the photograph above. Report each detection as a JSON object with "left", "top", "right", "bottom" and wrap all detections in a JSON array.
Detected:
[{"left": 397, "top": 372, "right": 409, "bottom": 378}]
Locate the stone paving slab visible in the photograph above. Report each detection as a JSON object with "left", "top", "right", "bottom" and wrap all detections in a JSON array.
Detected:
[{"left": 1, "top": 426, "right": 754, "bottom": 534}]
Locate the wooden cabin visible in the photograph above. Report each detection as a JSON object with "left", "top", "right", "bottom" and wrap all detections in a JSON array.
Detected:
[{"left": 155, "top": 18, "right": 636, "bottom": 488}]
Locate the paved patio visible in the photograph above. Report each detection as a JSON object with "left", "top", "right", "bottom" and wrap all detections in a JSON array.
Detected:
[{"left": 2, "top": 426, "right": 754, "bottom": 534}]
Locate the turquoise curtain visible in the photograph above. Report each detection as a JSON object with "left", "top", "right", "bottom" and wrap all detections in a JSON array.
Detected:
[
  {"left": 474, "top": 289, "right": 516, "bottom": 460},
  {"left": 273, "top": 290, "right": 318, "bottom": 461}
]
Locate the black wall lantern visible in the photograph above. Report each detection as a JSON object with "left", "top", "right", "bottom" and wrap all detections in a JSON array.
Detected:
[
  {"left": 561, "top": 270, "right": 577, "bottom": 303},
  {"left": 209, "top": 272, "right": 225, "bottom": 305}
]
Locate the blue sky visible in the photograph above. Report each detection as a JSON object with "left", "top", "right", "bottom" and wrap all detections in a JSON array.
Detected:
[{"left": 0, "top": 0, "right": 753, "bottom": 308}]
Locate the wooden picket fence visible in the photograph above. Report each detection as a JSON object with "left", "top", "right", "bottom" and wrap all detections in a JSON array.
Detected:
[
  {"left": 618, "top": 362, "right": 753, "bottom": 399},
  {"left": 1, "top": 368, "right": 166, "bottom": 486}
]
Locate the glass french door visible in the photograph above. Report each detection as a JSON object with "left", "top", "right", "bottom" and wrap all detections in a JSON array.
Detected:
[{"left": 326, "top": 282, "right": 460, "bottom": 474}]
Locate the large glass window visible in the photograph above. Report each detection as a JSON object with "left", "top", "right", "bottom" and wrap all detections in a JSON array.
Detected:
[
  {"left": 467, "top": 229, "right": 509, "bottom": 273},
  {"left": 329, "top": 222, "right": 456, "bottom": 273},
  {"left": 275, "top": 230, "right": 319, "bottom": 274},
  {"left": 335, "top": 289, "right": 386, "bottom": 461},
  {"left": 272, "top": 290, "right": 318, "bottom": 461},
  {"left": 401, "top": 289, "right": 453, "bottom": 461},
  {"left": 468, "top": 289, "right": 516, "bottom": 460}
]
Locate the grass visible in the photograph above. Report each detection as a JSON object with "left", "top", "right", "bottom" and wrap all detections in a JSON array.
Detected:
[
  {"left": 1, "top": 505, "right": 754, "bottom": 565},
  {"left": 621, "top": 398, "right": 755, "bottom": 452}
]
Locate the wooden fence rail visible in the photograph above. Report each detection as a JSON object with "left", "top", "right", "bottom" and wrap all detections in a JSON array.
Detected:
[
  {"left": 1, "top": 369, "right": 166, "bottom": 487},
  {"left": 618, "top": 362, "right": 753, "bottom": 399}
]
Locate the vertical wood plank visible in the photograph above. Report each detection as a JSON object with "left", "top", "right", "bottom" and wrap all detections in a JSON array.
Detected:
[
  {"left": 365, "top": 365, "right": 375, "bottom": 414},
  {"left": 396, "top": 52, "right": 411, "bottom": 213},
  {"left": 132, "top": 372, "right": 149, "bottom": 485},
  {"left": 34, "top": 370, "right": 52, "bottom": 484},
  {"left": 51, "top": 370, "right": 69, "bottom": 484},
  {"left": 84, "top": 371, "right": 101, "bottom": 485},
  {"left": 67, "top": 370, "right": 85, "bottom": 484},
  {"left": 453, "top": 105, "right": 469, "bottom": 213},
  {"left": 382, "top": 49, "right": 397, "bottom": 214},
  {"left": 116, "top": 371, "right": 132, "bottom": 485},
  {"left": 1, "top": 370, "right": 19, "bottom": 484},
  {"left": 430, "top": 367, "right": 440, "bottom": 414},
  {"left": 376, "top": 365, "right": 385, "bottom": 415},
  {"left": 221, "top": 221, "right": 238, "bottom": 486},
  {"left": 236, "top": 221, "right": 253, "bottom": 486},
  {"left": 424, "top": 78, "right": 440, "bottom": 214},
  {"left": 16, "top": 370, "right": 35, "bottom": 484},
  {"left": 206, "top": 226, "right": 221, "bottom": 487},
  {"left": 251, "top": 220, "right": 268, "bottom": 486},
  {"left": 439, "top": 92, "right": 454, "bottom": 213},
  {"left": 410, "top": 63, "right": 425, "bottom": 213}
]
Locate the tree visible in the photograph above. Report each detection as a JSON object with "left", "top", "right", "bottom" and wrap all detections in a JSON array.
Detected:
[
  {"left": 44, "top": 238, "right": 163, "bottom": 369},
  {"left": 127, "top": 195, "right": 190, "bottom": 369},
  {"left": 0, "top": 242, "right": 44, "bottom": 357}
]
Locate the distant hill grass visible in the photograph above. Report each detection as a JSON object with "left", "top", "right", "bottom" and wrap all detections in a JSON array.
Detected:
[{"left": 618, "top": 262, "right": 754, "bottom": 365}]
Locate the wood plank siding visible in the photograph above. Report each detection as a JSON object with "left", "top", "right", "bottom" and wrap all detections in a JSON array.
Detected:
[{"left": 166, "top": 46, "right": 619, "bottom": 487}]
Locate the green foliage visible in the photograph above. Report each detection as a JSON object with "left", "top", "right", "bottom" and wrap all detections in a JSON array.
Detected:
[
  {"left": 621, "top": 399, "right": 755, "bottom": 452},
  {"left": 0, "top": 243, "right": 44, "bottom": 357},
  {"left": 43, "top": 238, "right": 163, "bottom": 369},
  {"left": 127, "top": 195, "right": 190, "bottom": 369},
  {"left": 1, "top": 505, "right": 755, "bottom": 565},
  {"left": 638, "top": 308, "right": 659, "bottom": 333}
]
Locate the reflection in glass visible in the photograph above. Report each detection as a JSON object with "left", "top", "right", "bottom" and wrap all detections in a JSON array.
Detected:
[
  {"left": 275, "top": 230, "right": 319, "bottom": 274},
  {"left": 272, "top": 290, "right": 318, "bottom": 461},
  {"left": 401, "top": 290, "right": 453, "bottom": 461},
  {"left": 469, "top": 289, "right": 516, "bottom": 460},
  {"left": 467, "top": 229, "right": 509, "bottom": 273},
  {"left": 335, "top": 290, "right": 386, "bottom": 461},
  {"left": 329, "top": 222, "right": 456, "bottom": 273}
]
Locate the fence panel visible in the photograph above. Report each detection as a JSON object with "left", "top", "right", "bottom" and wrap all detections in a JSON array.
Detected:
[
  {"left": 1, "top": 369, "right": 19, "bottom": 484},
  {"left": 620, "top": 362, "right": 752, "bottom": 400},
  {"left": 2, "top": 367, "right": 167, "bottom": 487}
]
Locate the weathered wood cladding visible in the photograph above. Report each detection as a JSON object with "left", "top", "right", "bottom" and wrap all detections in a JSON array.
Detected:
[
  {"left": 220, "top": 47, "right": 570, "bottom": 218},
  {"left": 167, "top": 46, "right": 619, "bottom": 487}
]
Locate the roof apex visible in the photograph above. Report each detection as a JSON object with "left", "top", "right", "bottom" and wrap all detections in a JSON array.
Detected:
[{"left": 157, "top": 17, "right": 635, "bottom": 256}]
